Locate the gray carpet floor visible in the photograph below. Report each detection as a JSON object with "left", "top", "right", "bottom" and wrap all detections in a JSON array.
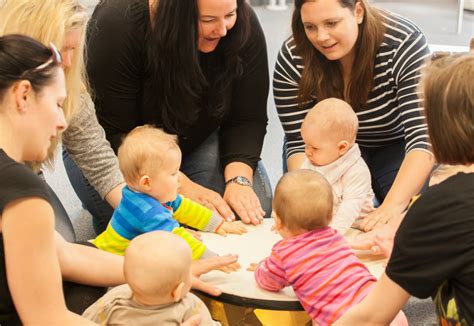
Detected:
[{"left": 44, "top": 1, "right": 472, "bottom": 324}]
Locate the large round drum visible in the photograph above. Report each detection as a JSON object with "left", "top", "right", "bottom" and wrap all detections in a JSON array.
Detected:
[{"left": 198, "top": 220, "right": 385, "bottom": 310}]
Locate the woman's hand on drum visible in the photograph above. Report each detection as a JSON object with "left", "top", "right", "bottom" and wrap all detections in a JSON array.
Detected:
[
  {"left": 359, "top": 203, "right": 403, "bottom": 231},
  {"left": 179, "top": 173, "right": 235, "bottom": 222},
  {"left": 350, "top": 224, "right": 396, "bottom": 258},
  {"left": 224, "top": 183, "right": 265, "bottom": 225}
]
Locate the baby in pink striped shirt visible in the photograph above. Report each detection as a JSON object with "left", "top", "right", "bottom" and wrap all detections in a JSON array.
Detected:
[{"left": 253, "top": 170, "right": 407, "bottom": 325}]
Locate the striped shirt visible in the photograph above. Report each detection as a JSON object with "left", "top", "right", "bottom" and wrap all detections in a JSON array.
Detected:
[
  {"left": 254, "top": 227, "right": 376, "bottom": 325},
  {"left": 93, "top": 186, "right": 223, "bottom": 260},
  {"left": 273, "top": 11, "right": 432, "bottom": 159}
]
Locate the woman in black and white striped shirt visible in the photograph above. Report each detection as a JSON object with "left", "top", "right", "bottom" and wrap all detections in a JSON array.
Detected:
[{"left": 274, "top": 0, "right": 434, "bottom": 231}]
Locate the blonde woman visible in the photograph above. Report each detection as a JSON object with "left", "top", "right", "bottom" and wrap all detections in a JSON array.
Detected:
[{"left": 0, "top": 0, "right": 125, "bottom": 235}]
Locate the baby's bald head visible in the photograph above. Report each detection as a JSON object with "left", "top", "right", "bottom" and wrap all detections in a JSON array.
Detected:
[
  {"left": 124, "top": 231, "right": 192, "bottom": 302},
  {"left": 303, "top": 98, "right": 358, "bottom": 144}
]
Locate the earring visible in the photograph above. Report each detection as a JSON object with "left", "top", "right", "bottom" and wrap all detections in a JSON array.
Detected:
[{"left": 358, "top": 17, "right": 364, "bottom": 24}]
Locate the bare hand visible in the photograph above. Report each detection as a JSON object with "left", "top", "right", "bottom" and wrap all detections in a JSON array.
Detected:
[
  {"left": 191, "top": 254, "right": 238, "bottom": 296},
  {"left": 217, "top": 261, "right": 241, "bottom": 273},
  {"left": 359, "top": 204, "right": 403, "bottom": 232},
  {"left": 216, "top": 221, "right": 247, "bottom": 237},
  {"left": 181, "top": 314, "right": 201, "bottom": 326},
  {"left": 180, "top": 175, "right": 235, "bottom": 222},
  {"left": 247, "top": 263, "right": 258, "bottom": 272},
  {"left": 223, "top": 184, "right": 265, "bottom": 225},
  {"left": 349, "top": 224, "right": 396, "bottom": 258}
]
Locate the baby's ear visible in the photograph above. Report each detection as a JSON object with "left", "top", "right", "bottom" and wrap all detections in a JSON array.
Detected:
[
  {"left": 337, "top": 140, "right": 350, "bottom": 155},
  {"left": 139, "top": 175, "right": 152, "bottom": 189},
  {"left": 171, "top": 282, "right": 185, "bottom": 302},
  {"left": 273, "top": 213, "right": 283, "bottom": 231}
]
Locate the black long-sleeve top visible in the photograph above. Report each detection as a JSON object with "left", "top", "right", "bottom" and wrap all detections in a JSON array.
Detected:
[{"left": 86, "top": 0, "right": 269, "bottom": 170}]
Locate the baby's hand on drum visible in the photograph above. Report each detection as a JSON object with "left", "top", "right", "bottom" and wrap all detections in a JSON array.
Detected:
[
  {"left": 216, "top": 221, "right": 247, "bottom": 237},
  {"left": 270, "top": 223, "right": 279, "bottom": 234},
  {"left": 247, "top": 263, "right": 258, "bottom": 272},
  {"left": 218, "top": 261, "right": 241, "bottom": 273}
]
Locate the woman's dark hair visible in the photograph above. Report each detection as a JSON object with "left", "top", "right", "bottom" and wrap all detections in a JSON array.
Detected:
[
  {"left": 147, "top": 0, "right": 250, "bottom": 134},
  {"left": 292, "top": 0, "right": 385, "bottom": 112},
  {"left": 0, "top": 34, "right": 61, "bottom": 101}
]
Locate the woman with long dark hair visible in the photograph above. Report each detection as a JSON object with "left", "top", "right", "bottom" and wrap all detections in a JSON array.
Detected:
[
  {"left": 85, "top": 0, "right": 271, "bottom": 227},
  {"left": 274, "top": 0, "right": 434, "bottom": 231}
]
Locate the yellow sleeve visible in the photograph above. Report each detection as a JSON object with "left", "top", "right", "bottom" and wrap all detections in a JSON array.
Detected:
[
  {"left": 173, "top": 196, "right": 223, "bottom": 232},
  {"left": 172, "top": 227, "right": 215, "bottom": 260},
  {"left": 92, "top": 224, "right": 130, "bottom": 256}
]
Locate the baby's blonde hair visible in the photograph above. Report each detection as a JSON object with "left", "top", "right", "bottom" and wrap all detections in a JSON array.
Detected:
[
  {"left": 124, "top": 231, "right": 191, "bottom": 299},
  {"left": 273, "top": 170, "right": 333, "bottom": 232},
  {"left": 304, "top": 98, "right": 359, "bottom": 144},
  {"left": 118, "top": 125, "right": 180, "bottom": 185}
]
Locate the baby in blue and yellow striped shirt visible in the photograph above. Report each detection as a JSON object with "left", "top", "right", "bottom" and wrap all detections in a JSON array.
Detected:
[{"left": 93, "top": 125, "right": 246, "bottom": 259}]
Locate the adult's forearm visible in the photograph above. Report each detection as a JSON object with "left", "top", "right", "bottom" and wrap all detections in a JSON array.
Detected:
[
  {"left": 63, "top": 93, "right": 124, "bottom": 198},
  {"left": 224, "top": 162, "right": 253, "bottom": 182},
  {"left": 383, "top": 150, "right": 434, "bottom": 211},
  {"left": 104, "top": 182, "right": 125, "bottom": 208},
  {"left": 335, "top": 274, "right": 410, "bottom": 325},
  {"left": 57, "top": 234, "right": 125, "bottom": 286}
]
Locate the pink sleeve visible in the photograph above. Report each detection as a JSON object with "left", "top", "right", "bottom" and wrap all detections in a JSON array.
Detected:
[{"left": 254, "top": 250, "right": 289, "bottom": 292}]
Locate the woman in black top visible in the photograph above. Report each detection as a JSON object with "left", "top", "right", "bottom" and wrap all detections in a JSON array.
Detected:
[
  {"left": 0, "top": 34, "right": 239, "bottom": 324},
  {"left": 0, "top": 34, "right": 121, "bottom": 324},
  {"left": 84, "top": 0, "right": 272, "bottom": 228},
  {"left": 336, "top": 53, "right": 474, "bottom": 326}
]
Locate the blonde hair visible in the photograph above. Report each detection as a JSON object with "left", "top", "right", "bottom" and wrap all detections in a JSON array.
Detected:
[
  {"left": 124, "top": 231, "right": 192, "bottom": 298},
  {"left": 273, "top": 170, "right": 333, "bottom": 232},
  {"left": 0, "top": 0, "right": 88, "bottom": 121},
  {"left": 0, "top": 0, "right": 89, "bottom": 169},
  {"left": 118, "top": 125, "right": 180, "bottom": 185},
  {"left": 303, "top": 98, "right": 359, "bottom": 144}
]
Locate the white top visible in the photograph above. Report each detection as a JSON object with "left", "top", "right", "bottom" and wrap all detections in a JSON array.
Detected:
[{"left": 301, "top": 144, "right": 375, "bottom": 233}]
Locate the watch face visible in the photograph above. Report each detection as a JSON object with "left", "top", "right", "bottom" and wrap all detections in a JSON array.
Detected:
[
  {"left": 226, "top": 176, "right": 252, "bottom": 187},
  {"left": 236, "top": 176, "right": 252, "bottom": 186}
]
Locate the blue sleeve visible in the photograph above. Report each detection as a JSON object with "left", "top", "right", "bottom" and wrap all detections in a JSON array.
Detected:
[{"left": 166, "top": 194, "right": 183, "bottom": 211}]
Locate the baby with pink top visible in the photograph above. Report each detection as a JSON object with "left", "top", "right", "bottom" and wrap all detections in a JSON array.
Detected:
[
  {"left": 252, "top": 170, "right": 407, "bottom": 325},
  {"left": 301, "top": 98, "right": 375, "bottom": 233}
]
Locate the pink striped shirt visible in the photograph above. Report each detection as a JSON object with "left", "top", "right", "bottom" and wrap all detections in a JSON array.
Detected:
[{"left": 254, "top": 227, "right": 376, "bottom": 325}]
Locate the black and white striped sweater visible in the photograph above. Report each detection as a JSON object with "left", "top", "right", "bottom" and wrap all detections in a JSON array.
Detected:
[{"left": 273, "top": 11, "right": 432, "bottom": 159}]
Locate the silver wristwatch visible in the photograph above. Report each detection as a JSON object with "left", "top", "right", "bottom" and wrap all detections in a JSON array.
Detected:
[{"left": 225, "top": 176, "right": 253, "bottom": 187}]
